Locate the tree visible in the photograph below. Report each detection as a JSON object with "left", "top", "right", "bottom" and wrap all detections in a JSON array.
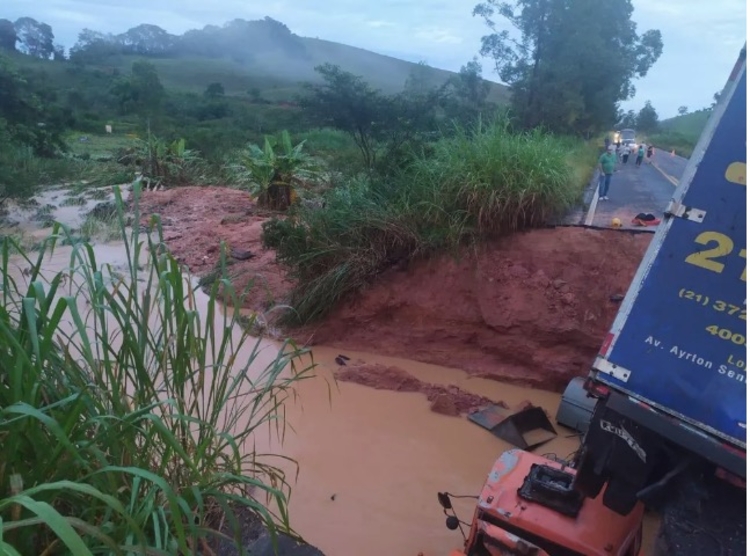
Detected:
[
  {"left": 204, "top": 82, "right": 225, "bottom": 98},
  {"left": 53, "top": 44, "right": 66, "bottom": 61},
  {"left": 118, "top": 24, "right": 176, "bottom": 56},
  {"left": 677, "top": 105, "right": 688, "bottom": 116},
  {"left": 619, "top": 109, "right": 637, "bottom": 129},
  {"left": 301, "top": 64, "right": 440, "bottom": 170},
  {"left": 710, "top": 91, "right": 721, "bottom": 109},
  {"left": 300, "top": 64, "right": 389, "bottom": 168},
  {"left": 0, "top": 19, "right": 17, "bottom": 51},
  {"left": 636, "top": 100, "right": 659, "bottom": 132},
  {"left": 404, "top": 61, "right": 433, "bottom": 95},
  {"left": 473, "top": 0, "right": 663, "bottom": 134},
  {"left": 69, "top": 29, "right": 119, "bottom": 65},
  {"left": 0, "top": 55, "right": 67, "bottom": 160},
  {"left": 444, "top": 58, "right": 492, "bottom": 122},
  {"left": 111, "top": 61, "right": 165, "bottom": 117},
  {"left": 14, "top": 17, "right": 54, "bottom": 59}
]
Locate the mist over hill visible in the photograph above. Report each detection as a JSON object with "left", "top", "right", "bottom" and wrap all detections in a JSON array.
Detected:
[{"left": 64, "top": 17, "right": 507, "bottom": 100}]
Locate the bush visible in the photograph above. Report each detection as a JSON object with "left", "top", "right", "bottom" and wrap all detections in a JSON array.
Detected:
[
  {"left": 264, "top": 119, "right": 589, "bottom": 324},
  {"left": 0, "top": 183, "right": 312, "bottom": 553}
]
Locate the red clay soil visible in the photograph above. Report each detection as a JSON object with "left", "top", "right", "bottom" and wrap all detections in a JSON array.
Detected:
[
  {"left": 138, "top": 186, "right": 293, "bottom": 313},
  {"left": 138, "top": 187, "right": 651, "bottom": 392},
  {"left": 335, "top": 363, "right": 504, "bottom": 417},
  {"left": 297, "top": 228, "right": 651, "bottom": 392}
]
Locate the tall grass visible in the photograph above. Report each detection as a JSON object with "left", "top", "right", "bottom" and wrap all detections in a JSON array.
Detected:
[
  {"left": 263, "top": 119, "right": 590, "bottom": 324},
  {"left": 0, "top": 182, "right": 313, "bottom": 554}
]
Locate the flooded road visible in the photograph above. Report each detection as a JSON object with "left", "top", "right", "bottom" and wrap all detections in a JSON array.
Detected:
[
  {"left": 3, "top": 188, "right": 659, "bottom": 556},
  {"left": 260, "top": 348, "right": 660, "bottom": 556}
]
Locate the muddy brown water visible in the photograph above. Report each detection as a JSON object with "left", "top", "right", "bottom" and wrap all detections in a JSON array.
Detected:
[{"left": 4, "top": 192, "right": 660, "bottom": 556}]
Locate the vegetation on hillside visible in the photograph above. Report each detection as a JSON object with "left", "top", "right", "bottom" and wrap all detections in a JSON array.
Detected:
[
  {"left": 649, "top": 108, "right": 713, "bottom": 157},
  {"left": 0, "top": 184, "right": 312, "bottom": 553}
]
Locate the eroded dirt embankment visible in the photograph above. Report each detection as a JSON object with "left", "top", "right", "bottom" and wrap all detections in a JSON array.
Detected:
[
  {"left": 140, "top": 187, "right": 651, "bottom": 392},
  {"left": 296, "top": 228, "right": 651, "bottom": 391}
]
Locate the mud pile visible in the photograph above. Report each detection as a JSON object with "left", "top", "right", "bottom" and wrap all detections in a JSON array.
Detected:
[
  {"left": 335, "top": 362, "right": 502, "bottom": 416},
  {"left": 299, "top": 228, "right": 651, "bottom": 391},
  {"left": 139, "top": 187, "right": 293, "bottom": 313}
]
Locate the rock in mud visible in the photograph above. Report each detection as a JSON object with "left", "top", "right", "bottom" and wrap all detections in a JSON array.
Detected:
[
  {"left": 429, "top": 394, "right": 459, "bottom": 416},
  {"left": 231, "top": 248, "right": 255, "bottom": 261}
]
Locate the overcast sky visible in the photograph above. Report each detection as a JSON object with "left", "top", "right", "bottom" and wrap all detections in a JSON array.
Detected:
[{"left": 4, "top": 0, "right": 747, "bottom": 118}]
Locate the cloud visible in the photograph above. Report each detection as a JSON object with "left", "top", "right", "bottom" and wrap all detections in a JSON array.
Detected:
[
  {"left": 366, "top": 20, "right": 396, "bottom": 29},
  {"left": 414, "top": 26, "right": 463, "bottom": 45},
  {"left": 624, "top": 0, "right": 746, "bottom": 115}
]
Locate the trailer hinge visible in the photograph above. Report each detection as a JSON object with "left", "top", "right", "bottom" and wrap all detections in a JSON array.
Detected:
[
  {"left": 593, "top": 356, "right": 631, "bottom": 382},
  {"left": 665, "top": 201, "right": 706, "bottom": 223}
]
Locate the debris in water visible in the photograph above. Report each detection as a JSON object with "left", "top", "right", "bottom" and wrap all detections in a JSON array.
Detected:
[
  {"left": 337, "top": 354, "right": 351, "bottom": 361},
  {"left": 335, "top": 363, "right": 503, "bottom": 416},
  {"left": 610, "top": 294, "right": 625, "bottom": 302},
  {"left": 330, "top": 494, "right": 336, "bottom": 501},
  {"left": 468, "top": 401, "right": 557, "bottom": 450},
  {"left": 334, "top": 356, "right": 347, "bottom": 366}
]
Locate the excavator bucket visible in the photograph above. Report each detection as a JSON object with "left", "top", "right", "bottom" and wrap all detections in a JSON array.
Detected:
[{"left": 468, "top": 401, "right": 557, "bottom": 450}]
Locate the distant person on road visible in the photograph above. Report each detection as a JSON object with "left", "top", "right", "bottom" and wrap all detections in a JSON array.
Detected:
[
  {"left": 619, "top": 144, "right": 630, "bottom": 164},
  {"left": 636, "top": 145, "right": 645, "bottom": 167},
  {"left": 598, "top": 145, "right": 618, "bottom": 201},
  {"left": 646, "top": 145, "right": 655, "bottom": 164}
]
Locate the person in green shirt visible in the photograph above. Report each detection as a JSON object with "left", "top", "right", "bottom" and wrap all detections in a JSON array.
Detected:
[
  {"left": 598, "top": 145, "right": 618, "bottom": 201},
  {"left": 636, "top": 144, "right": 646, "bottom": 167}
]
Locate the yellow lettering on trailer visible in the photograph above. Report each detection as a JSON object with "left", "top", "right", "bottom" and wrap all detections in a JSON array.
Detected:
[{"left": 725, "top": 162, "right": 746, "bottom": 185}]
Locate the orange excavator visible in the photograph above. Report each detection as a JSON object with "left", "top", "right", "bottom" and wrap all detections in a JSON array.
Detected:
[{"left": 437, "top": 449, "right": 645, "bottom": 556}]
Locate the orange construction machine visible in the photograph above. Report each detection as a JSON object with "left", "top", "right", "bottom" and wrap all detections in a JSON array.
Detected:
[{"left": 438, "top": 450, "right": 645, "bottom": 556}]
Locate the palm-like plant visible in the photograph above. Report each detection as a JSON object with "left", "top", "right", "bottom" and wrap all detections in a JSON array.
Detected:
[{"left": 239, "top": 130, "right": 319, "bottom": 211}]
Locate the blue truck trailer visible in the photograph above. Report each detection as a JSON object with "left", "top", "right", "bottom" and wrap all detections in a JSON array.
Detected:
[{"left": 573, "top": 46, "right": 746, "bottom": 554}]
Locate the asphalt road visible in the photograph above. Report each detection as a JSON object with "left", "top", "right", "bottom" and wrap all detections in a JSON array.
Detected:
[{"left": 587, "top": 149, "right": 690, "bottom": 231}]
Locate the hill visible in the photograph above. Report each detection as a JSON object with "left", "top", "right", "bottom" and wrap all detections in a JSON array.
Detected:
[
  {"left": 55, "top": 17, "right": 508, "bottom": 103},
  {"left": 660, "top": 109, "right": 711, "bottom": 138},
  {"left": 646, "top": 108, "right": 712, "bottom": 158}
]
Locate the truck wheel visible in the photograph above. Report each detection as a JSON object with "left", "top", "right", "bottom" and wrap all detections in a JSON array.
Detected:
[{"left": 602, "top": 479, "right": 638, "bottom": 515}]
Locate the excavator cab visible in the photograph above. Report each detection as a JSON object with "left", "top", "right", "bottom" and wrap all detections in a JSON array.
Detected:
[{"left": 439, "top": 450, "right": 644, "bottom": 556}]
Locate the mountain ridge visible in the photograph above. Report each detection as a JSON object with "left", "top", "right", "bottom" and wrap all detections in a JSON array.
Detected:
[{"left": 59, "top": 17, "right": 508, "bottom": 101}]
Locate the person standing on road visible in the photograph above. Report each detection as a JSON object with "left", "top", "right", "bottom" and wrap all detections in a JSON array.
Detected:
[
  {"left": 619, "top": 143, "right": 630, "bottom": 164},
  {"left": 598, "top": 145, "right": 618, "bottom": 201},
  {"left": 646, "top": 144, "right": 655, "bottom": 164},
  {"left": 636, "top": 144, "right": 645, "bottom": 167}
]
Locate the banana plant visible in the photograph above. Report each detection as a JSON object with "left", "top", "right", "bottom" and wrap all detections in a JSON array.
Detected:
[
  {"left": 238, "top": 130, "right": 319, "bottom": 210},
  {"left": 132, "top": 133, "right": 202, "bottom": 188}
]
